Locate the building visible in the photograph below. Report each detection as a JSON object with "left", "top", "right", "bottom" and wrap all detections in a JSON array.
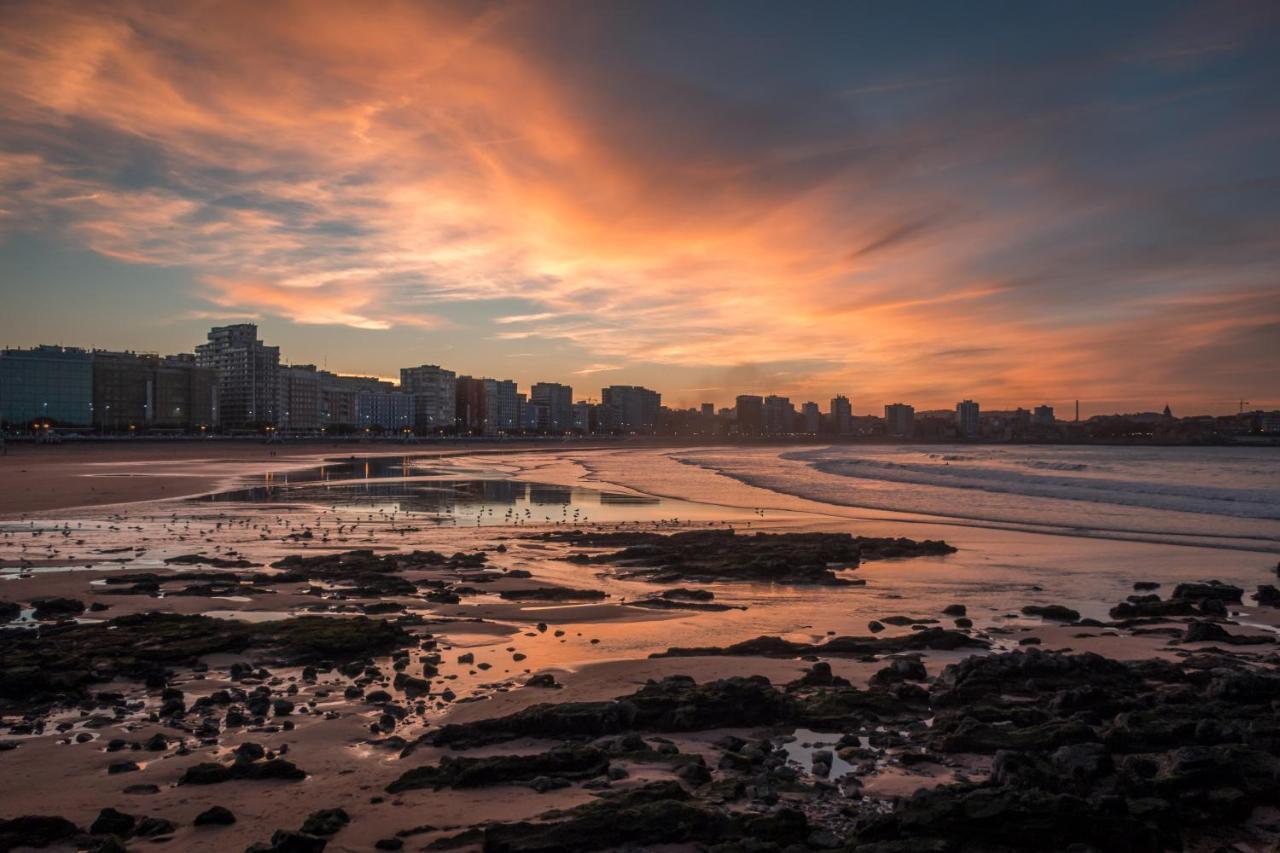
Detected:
[
  {"left": 830, "top": 395, "right": 852, "bottom": 435},
  {"left": 885, "top": 403, "right": 915, "bottom": 438},
  {"left": 92, "top": 351, "right": 218, "bottom": 432},
  {"left": 195, "top": 324, "right": 279, "bottom": 429},
  {"left": 763, "top": 395, "right": 795, "bottom": 435},
  {"left": 484, "top": 378, "right": 520, "bottom": 434},
  {"left": 400, "top": 364, "right": 456, "bottom": 432},
  {"left": 956, "top": 399, "right": 980, "bottom": 437},
  {"left": 601, "top": 385, "right": 661, "bottom": 433},
  {"left": 356, "top": 389, "right": 414, "bottom": 432},
  {"left": 278, "top": 365, "right": 322, "bottom": 432},
  {"left": 1032, "top": 404, "right": 1055, "bottom": 427},
  {"left": 801, "top": 401, "right": 820, "bottom": 434},
  {"left": 0, "top": 345, "right": 94, "bottom": 429},
  {"left": 519, "top": 393, "right": 539, "bottom": 430},
  {"left": 735, "top": 395, "right": 763, "bottom": 436},
  {"left": 531, "top": 382, "right": 573, "bottom": 433},
  {"left": 454, "top": 376, "right": 489, "bottom": 433},
  {"left": 573, "top": 400, "right": 601, "bottom": 434},
  {"left": 319, "top": 372, "right": 391, "bottom": 429}
]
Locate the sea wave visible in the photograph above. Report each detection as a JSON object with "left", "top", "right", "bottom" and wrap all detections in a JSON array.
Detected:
[{"left": 780, "top": 448, "right": 1280, "bottom": 521}]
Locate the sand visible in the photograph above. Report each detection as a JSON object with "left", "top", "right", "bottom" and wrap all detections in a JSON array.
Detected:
[{"left": 2, "top": 443, "right": 1278, "bottom": 851}]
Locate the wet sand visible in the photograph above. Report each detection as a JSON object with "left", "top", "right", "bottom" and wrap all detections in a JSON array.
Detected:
[{"left": 2, "top": 445, "right": 1279, "bottom": 851}]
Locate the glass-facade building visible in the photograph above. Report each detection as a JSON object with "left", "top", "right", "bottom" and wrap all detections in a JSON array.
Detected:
[{"left": 0, "top": 346, "right": 94, "bottom": 428}]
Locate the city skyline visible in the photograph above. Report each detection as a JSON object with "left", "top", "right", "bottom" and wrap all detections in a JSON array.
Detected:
[
  {"left": 2, "top": 2, "right": 1278, "bottom": 415},
  {"left": 0, "top": 324, "right": 1259, "bottom": 422}
]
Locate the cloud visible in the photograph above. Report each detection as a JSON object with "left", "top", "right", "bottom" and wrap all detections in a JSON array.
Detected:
[{"left": 0, "top": 1, "right": 1277, "bottom": 411}]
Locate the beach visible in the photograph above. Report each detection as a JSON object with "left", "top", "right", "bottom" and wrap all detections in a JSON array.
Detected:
[{"left": 2, "top": 443, "right": 1279, "bottom": 851}]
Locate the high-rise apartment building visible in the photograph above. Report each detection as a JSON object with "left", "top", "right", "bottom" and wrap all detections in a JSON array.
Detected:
[
  {"left": 484, "top": 378, "right": 520, "bottom": 434},
  {"left": 735, "top": 395, "right": 764, "bottom": 435},
  {"left": 277, "top": 365, "right": 322, "bottom": 431},
  {"left": 400, "top": 364, "right": 456, "bottom": 432},
  {"left": 455, "top": 376, "right": 488, "bottom": 433},
  {"left": 1032, "top": 404, "right": 1055, "bottom": 427},
  {"left": 195, "top": 324, "right": 279, "bottom": 429},
  {"left": 956, "top": 399, "right": 980, "bottom": 437},
  {"left": 885, "top": 403, "right": 915, "bottom": 438},
  {"left": 830, "top": 395, "right": 852, "bottom": 434},
  {"left": 763, "top": 395, "right": 795, "bottom": 435},
  {"left": 801, "top": 401, "right": 820, "bottom": 434},
  {"left": 531, "top": 382, "right": 573, "bottom": 433},
  {"left": 601, "top": 385, "right": 661, "bottom": 433}
]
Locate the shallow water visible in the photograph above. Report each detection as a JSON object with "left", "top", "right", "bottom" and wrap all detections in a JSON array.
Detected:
[{"left": 671, "top": 445, "right": 1280, "bottom": 550}]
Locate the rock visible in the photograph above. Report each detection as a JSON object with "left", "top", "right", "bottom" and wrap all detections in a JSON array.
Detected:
[
  {"left": 498, "top": 588, "right": 607, "bottom": 602},
  {"left": 528, "top": 775, "right": 571, "bottom": 793},
  {"left": 90, "top": 807, "right": 136, "bottom": 836},
  {"left": 870, "top": 658, "right": 927, "bottom": 686},
  {"left": 179, "top": 757, "right": 306, "bottom": 785},
  {"left": 1171, "top": 581, "right": 1243, "bottom": 604},
  {"left": 526, "top": 673, "right": 560, "bottom": 689},
  {"left": 299, "top": 809, "right": 350, "bottom": 836},
  {"left": 31, "top": 597, "right": 85, "bottom": 620},
  {"left": 375, "top": 839, "right": 404, "bottom": 851},
  {"left": 1254, "top": 585, "right": 1280, "bottom": 607},
  {"left": 425, "top": 675, "right": 789, "bottom": 749},
  {"left": 107, "top": 760, "right": 140, "bottom": 774},
  {"left": 1051, "top": 742, "right": 1113, "bottom": 782},
  {"left": 134, "top": 816, "right": 176, "bottom": 837},
  {"left": 475, "top": 780, "right": 808, "bottom": 852},
  {"left": 248, "top": 829, "right": 328, "bottom": 852},
  {"left": 652, "top": 628, "right": 985, "bottom": 659},
  {"left": 387, "top": 746, "right": 609, "bottom": 791},
  {"left": 941, "top": 604, "right": 966, "bottom": 616},
  {"left": 541, "top": 529, "right": 954, "bottom": 586},
  {"left": 194, "top": 806, "right": 236, "bottom": 826},
  {"left": 867, "top": 620, "right": 885, "bottom": 633},
  {"left": 1021, "top": 604, "right": 1080, "bottom": 622},
  {"left": 1182, "top": 621, "right": 1273, "bottom": 645},
  {"left": 0, "top": 816, "right": 82, "bottom": 851},
  {"left": 0, "top": 613, "right": 410, "bottom": 712},
  {"left": 0, "top": 601, "right": 20, "bottom": 622},
  {"left": 793, "top": 661, "right": 850, "bottom": 688},
  {"left": 1133, "top": 581, "right": 1160, "bottom": 591},
  {"left": 392, "top": 673, "right": 431, "bottom": 697}
]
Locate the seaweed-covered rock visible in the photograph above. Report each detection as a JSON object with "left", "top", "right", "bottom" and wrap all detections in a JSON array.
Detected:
[
  {"left": 179, "top": 757, "right": 306, "bottom": 785},
  {"left": 541, "top": 529, "right": 953, "bottom": 586},
  {"left": 193, "top": 806, "right": 236, "bottom": 826},
  {"left": 1021, "top": 604, "right": 1080, "bottom": 622},
  {"left": 0, "top": 816, "right": 82, "bottom": 852},
  {"left": 653, "top": 628, "right": 984, "bottom": 659},
  {"left": 1170, "top": 581, "right": 1243, "bottom": 604},
  {"left": 0, "top": 613, "right": 409, "bottom": 710},
  {"left": 30, "top": 598, "right": 85, "bottom": 620},
  {"left": 476, "top": 781, "right": 808, "bottom": 852},
  {"left": 299, "top": 809, "right": 349, "bottom": 836},
  {"left": 425, "top": 676, "right": 789, "bottom": 749},
  {"left": 387, "top": 746, "right": 608, "bottom": 792}
]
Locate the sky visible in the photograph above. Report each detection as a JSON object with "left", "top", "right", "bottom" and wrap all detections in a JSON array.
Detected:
[{"left": 1, "top": 0, "right": 1277, "bottom": 416}]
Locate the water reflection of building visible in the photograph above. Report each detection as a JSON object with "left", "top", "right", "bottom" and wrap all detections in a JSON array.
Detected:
[{"left": 528, "top": 484, "right": 572, "bottom": 504}]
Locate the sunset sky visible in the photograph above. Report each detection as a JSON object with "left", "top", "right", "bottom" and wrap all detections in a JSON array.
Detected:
[{"left": 1, "top": 1, "right": 1276, "bottom": 415}]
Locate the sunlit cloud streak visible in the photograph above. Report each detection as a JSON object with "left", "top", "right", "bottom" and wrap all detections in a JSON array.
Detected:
[{"left": 0, "top": 0, "right": 1276, "bottom": 410}]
